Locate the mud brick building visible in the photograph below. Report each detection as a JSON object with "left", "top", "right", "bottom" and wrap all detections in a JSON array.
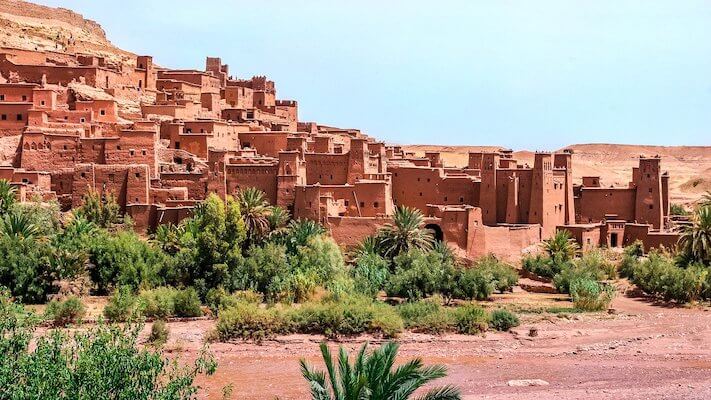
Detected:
[{"left": 0, "top": 50, "right": 680, "bottom": 259}]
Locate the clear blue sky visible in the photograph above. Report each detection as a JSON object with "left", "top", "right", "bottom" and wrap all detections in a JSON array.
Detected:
[{"left": 37, "top": 0, "right": 711, "bottom": 149}]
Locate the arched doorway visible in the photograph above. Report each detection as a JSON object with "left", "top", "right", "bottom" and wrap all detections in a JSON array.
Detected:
[{"left": 425, "top": 223, "right": 444, "bottom": 242}]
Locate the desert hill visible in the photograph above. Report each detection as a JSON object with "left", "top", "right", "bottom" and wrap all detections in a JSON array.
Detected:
[{"left": 403, "top": 143, "right": 711, "bottom": 205}]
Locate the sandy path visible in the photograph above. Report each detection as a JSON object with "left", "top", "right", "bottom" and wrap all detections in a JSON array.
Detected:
[{"left": 151, "top": 292, "right": 711, "bottom": 400}]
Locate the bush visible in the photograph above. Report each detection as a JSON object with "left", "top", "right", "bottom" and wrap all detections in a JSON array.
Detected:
[
  {"left": 453, "top": 267, "right": 494, "bottom": 301},
  {"left": 289, "top": 295, "right": 403, "bottom": 338},
  {"left": 138, "top": 287, "right": 177, "bottom": 319},
  {"left": 387, "top": 249, "right": 456, "bottom": 300},
  {"left": 205, "top": 288, "right": 262, "bottom": 315},
  {"left": 103, "top": 286, "right": 138, "bottom": 322},
  {"left": 173, "top": 287, "right": 203, "bottom": 317},
  {"left": 351, "top": 253, "right": 390, "bottom": 298},
  {"left": 489, "top": 309, "right": 520, "bottom": 331},
  {"left": 554, "top": 250, "right": 616, "bottom": 294},
  {"left": 44, "top": 296, "right": 86, "bottom": 327},
  {"left": 148, "top": 319, "right": 169, "bottom": 346},
  {"left": 475, "top": 256, "right": 519, "bottom": 293},
  {"left": 397, "top": 299, "right": 453, "bottom": 334},
  {"left": 452, "top": 304, "right": 489, "bottom": 334},
  {"left": 570, "top": 279, "right": 615, "bottom": 311},
  {"left": 630, "top": 252, "right": 709, "bottom": 303},
  {"left": 0, "top": 292, "right": 215, "bottom": 398},
  {"left": 0, "top": 235, "right": 61, "bottom": 303},
  {"left": 214, "top": 302, "right": 288, "bottom": 342},
  {"left": 522, "top": 253, "right": 569, "bottom": 279}
]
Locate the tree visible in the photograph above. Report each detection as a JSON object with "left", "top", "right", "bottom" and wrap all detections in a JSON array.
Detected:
[
  {"left": 75, "top": 189, "right": 120, "bottom": 228},
  {"left": 300, "top": 341, "right": 460, "bottom": 400},
  {"left": 267, "top": 206, "right": 291, "bottom": 233},
  {"left": 542, "top": 230, "right": 579, "bottom": 261},
  {"left": 679, "top": 206, "right": 711, "bottom": 265},
  {"left": 0, "top": 212, "right": 39, "bottom": 240},
  {"left": 700, "top": 191, "right": 711, "bottom": 208},
  {"left": 279, "top": 219, "right": 326, "bottom": 254},
  {"left": 377, "top": 206, "right": 434, "bottom": 259},
  {"left": 153, "top": 223, "right": 184, "bottom": 255},
  {"left": 237, "top": 187, "right": 271, "bottom": 242},
  {"left": 0, "top": 179, "right": 16, "bottom": 215}
]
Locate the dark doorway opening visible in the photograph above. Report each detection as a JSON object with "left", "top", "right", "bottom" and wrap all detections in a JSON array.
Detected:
[
  {"left": 425, "top": 223, "right": 444, "bottom": 242},
  {"left": 610, "top": 233, "right": 619, "bottom": 248}
]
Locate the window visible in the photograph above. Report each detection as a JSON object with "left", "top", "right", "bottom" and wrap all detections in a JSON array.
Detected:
[
  {"left": 100, "top": 109, "right": 106, "bottom": 116},
  {"left": 1, "top": 114, "right": 6, "bottom": 121},
  {"left": 359, "top": 201, "right": 365, "bottom": 208},
  {"left": 175, "top": 142, "right": 180, "bottom": 149},
  {"left": 40, "top": 100, "right": 45, "bottom": 106},
  {"left": 648, "top": 188, "right": 653, "bottom": 193},
  {"left": 135, "top": 173, "right": 141, "bottom": 178},
  {"left": 649, "top": 204, "right": 653, "bottom": 210},
  {"left": 0, "top": 95, "right": 4, "bottom": 100},
  {"left": 80, "top": 118, "right": 85, "bottom": 123},
  {"left": 16, "top": 114, "right": 23, "bottom": 121},
  {"left": 142, "top": 150, "right": 147, "bottom": 156},
  {"left": 344, "top": 200, "right": 349, "bottom": 206},
  {"left": 444, "top": 196, "right": 448, "bottom": 201},
  {"left": 459, "top": 197, "right": 464, "bottom": 203},
  {"left": 117, "top": 145, "right": 121, "bottom": 150},
  {"left": 21, "top": 95, "right": 27, "bottom": 101},
  {"left": 129, "top": 150, "right": 135, "bottom": 156},
  {"left": 373, "top": 202, "right": 379, "bottom": 208}
]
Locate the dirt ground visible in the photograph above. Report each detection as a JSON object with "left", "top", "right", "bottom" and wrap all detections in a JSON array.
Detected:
[{"left": 144, "top": 288, "right": 711, "bottom": 400}]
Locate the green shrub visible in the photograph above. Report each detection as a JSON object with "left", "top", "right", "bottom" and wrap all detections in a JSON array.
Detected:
[
  {"left": 452, "top": 304, "right": 489, "bottom": 334},
  {"left": 138, "top": 287, "right": 177, "bottom": 319},
  {"left": 173, "top": 287, "right": 203, "bottom": 317},
  {"left": 631, "top": 252, "right": 709, "bottom": 303},
  {"left": 103, "top": 286, "right": 138, "bottom": 322},
  {"left": 489, "top": 309, "right": 520, "bottom": 331},
  {"left": 476, "top": 256, "right": 519, "bottom": 293},
  {"left": 289, "top": 296, "right": 402, "bottom": 338},
  {"left": 387, "top": 249, "right": 456, "bottom": 300},
  {"left": 148, "top": 319, "right": 169, "bottom": 346},
  {"left": 44, "top": 296, "right": 86, "bottom": 327},
  {"left": 521, "top": 253, "right": 568, "bottom": 278},
  {"left": 0, "top": 234, "right": 61, "bottom": 303},
  {"left": 453, "top": 267, "right": 493, "bottom": 301},
  {"left": 570, "top": 279, "right": 615, "bottom": 311},
  {"left": 351, "top": 253, "right": 390, "bottom": 298},
  {"left": 205, "top": 288, "right": 262, "bottom": 315},
  {"left": 214, "top": 302, "right": 288, "bottom": 342},
  {"left": 0, "top": 292, "right": 215, "bottom": 398},
  {"left": 553, "top": 250, "right": 616, "bottom": 294},
  {"left": 397, "top": 299, "right": 453, "bottom": 334}
]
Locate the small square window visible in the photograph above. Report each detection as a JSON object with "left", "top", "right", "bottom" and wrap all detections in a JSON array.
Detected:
[
  {"left": 0, "top": 115, "right": 6, "bottom": 121},
  {"left": 16, "top": 114, "right": 23, "bottom": 121},
  {"left": 649, "top": 204, "right": 653, "bottom": 210},
  {"left": 100, "top": 109, "right": 106, "bottom": 116},
  {"left": 135, "top": 173, "right": 141, "bottom": 178},
  {"left": 0, "top": 95, "right": 4, "bottom": 100},
  {"left": 359, "top": 201, "right": 365, "bottom": 208},
  {"left": 40, "top": 100, "right": 45, "bottom": 106}
]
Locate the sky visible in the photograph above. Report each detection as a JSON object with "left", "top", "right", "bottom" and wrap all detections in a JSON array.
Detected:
[{"left": 36, "top": 0, "right": 711, "bottom": 149}]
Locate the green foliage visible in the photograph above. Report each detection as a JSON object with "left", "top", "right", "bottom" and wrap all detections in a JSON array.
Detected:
[
  {"left": 0, "top": 291, "right": 216, "bottom": 399},
  {"left": 553, "top": 250, "right": 617, "bottom": 294},
  {"left": 0, "top": 179, "right": 16, "bottom": 215},
  {"left": 88, "top": 230, "right": 165, "bottom": 293},
  {"left": 473, "top": 255, "right": 519, "bottom": 293},
  {"left": 670, "top": 203, "right": 689, "bottom": 216},
  {"left": 276, "top": 219, "right": 326, "bottom": 254},
  {"left": 377, "top": 206, "right": 434, "bottom": 259},
  {"left": 0, "top": 233, "right": 61, "bottom": 303},
  {"left": 300, "top": 341, "right": 461, "bottom": 400},
  {"left": 452, "top": 304, "right": 489, "bottom": 334},
  {"left": 387, "top": 249, "right": 457, "bottom": 301},
  {"left": 153, "top": 223, "right": 184, "bottom": 255},
  {"left": 289, "top": 295, "right": 403, "bottom": 339},
  {"left": 236, "top": 187, "right": 272, "bottom": 244},
  {"left": 148, "top": 319, "right": 169, "bottom": 346},
  {"left": 205, "top": 288, "right": 262, "bottom": 315},
  {"left": 103, "top": 286, "right": 138, "bottom": 322},
  {"left": 619, "top": 241, "right": 644, "bottom": 278},
  {"left": 521, "top": 253, "right": 570, "bottom": 279},
  {"left": 351, "top": 253, "right": 390, "bottom": 298},
  {"left": 214, "top": 301, "right": 288, "bottom": 342},
  {"left": 570, "top": 278, "right": 615, "bottom": 311},
  {"left": 543, "top": 230, "right": 579, "bottom": 261},
  {"left": 397, "top": 299, "right": 454, "bottom": 334},
  {"left": 679, "top": 206, "right": 711, "bottom": 265},
  {"left": 630, "top": 252, "right": 709, "bottom": 303},
  {"left": 489, "top": 309, "right": 520, "bottom": 331},
  {"left": 173, "top": 287, "right": 203, "bottom": 317},
  {"left": 44, "top": 296, "right": 86, "bottom": 327},
  {"left": 74, "top": 189, "right": 120, "bottom": 228},
  {"left": 453, "top": 267, "right": 494, "bottom": 301}
]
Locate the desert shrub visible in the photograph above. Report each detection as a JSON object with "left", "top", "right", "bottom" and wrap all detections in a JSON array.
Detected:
[
  {"left": 619, "top": 241, "right": 644, "bottom": 278},
  {"left": 289, "top": 235, "right": 346, "bottom": 287},
  {"left": 267, "top": 270, "right": 318, "bottom": 303},
  {"left": 148, "top": 319, "right": 169, "bottom": 346},
  {"left": 74, "top": 190, "right": 121, "bottom": 228},
  {"left": 521, "top": 253, "right": 568, "bottom": 278},
  {"left": 103, "top": 286, "right": 138, "bottom": 322},
  {"left": 44, "top": 296, "right": 86, "bottom": 327},
  {"left": 88, "top": 230, "right": 165, "bottom": 294},
  {"left": 138, "top": 287, "right": 177, "bottom": 319},
  {"left": 232, "top": 243, "right": 289, "bottom": 294},
  {"left": 0, "top": 235, "right": 61, "bottom": 303},
  {"left": 630, "top": 252, "right": 710, "bottom": 302},
  {"left": 173, "top": 287, "right": 203, "bottom": 317},
  {"left": 351, "top": 253, "right": 390, "bottom": 298},
  {"left": 205, "top": 288, "right": 262, "bottom": 315},
  {"left": 570, "top": 279, "right": 615, "bottom": 311},
  {"left": 0, "top": 291, "right": 215, "bottom": 399},
  {"left": 397, "top": 299, "right": 453, "bottom": 334},
  {"left": 387, "top": 249, "right": 456, "bottom": 300},
  {"left": 452, "top": 304, "right": 489, "bottom": 334},
  {"left": 489, "top": 309, "right": 520, "bottom": 331},
  {"left": 214, "top": 302, "right": 288, "bottom": 342},
  {"left": 289, "top": 295, "right": 403, "bottom": 338},
  {"left": 452, "top": 267, "right": 494, "bottom": 301},
  {"left": 554, "top": 250, "right": 616, "bottom": 294},
  {"left": 477, "top": 257, "right": 519, "bottom": 293}
]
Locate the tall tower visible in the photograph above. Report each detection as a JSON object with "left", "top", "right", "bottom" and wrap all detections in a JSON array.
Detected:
[
  {"left": 554, "top": 151, "right": 575, "bottom": 224},
  {"left": 634, "top": 157, "right": 663, "bottom": 229},
  {"left": 479, "top": 152, "right": 499, "bottom": 225},
  {"left": 529, "top": 153, "right": 555, "bottom": 237}
]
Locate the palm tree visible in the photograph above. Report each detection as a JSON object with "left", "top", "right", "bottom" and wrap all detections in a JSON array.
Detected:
[
  {"left": 237, "top": 187, "right": 271, "bottom": 240},
  {"left": 679, "top": 206, "right": 711, "bottom": 265},
  {"left": 700, "top": 191, "right": 711, "bottom": 208},
  {"left": 377, "top": 206, "right": 434, "bottom": 259},
  {"left": 283, "top": 219, "right": 326, "bottom": 253},
  {"left": 0, "top": 179, "right": 16, "bottom": 215},
  {"left": 267, "top": 206, "right": 290, "bottom": 234},
  {"left": 64, "top": 215, "right": 96, "bottom": 237},
  {"left": 300, "top": 341, "right": 461, "bottom": 400},
  {"left": 542, "top": 230, "right": 578, "bottom": 261},
  {"left": 1, "top": 212, "right": 39, "bottom": 240},
  {"left": 349, "top": 235, "right": 381, "bottom": 261}
]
